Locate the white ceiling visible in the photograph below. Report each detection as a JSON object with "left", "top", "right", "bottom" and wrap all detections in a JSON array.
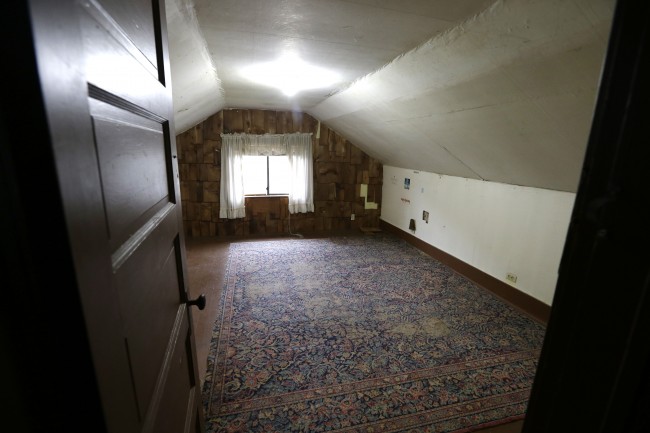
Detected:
[{"left": 165, "top": 0, "right": 615, "bottom": 192}]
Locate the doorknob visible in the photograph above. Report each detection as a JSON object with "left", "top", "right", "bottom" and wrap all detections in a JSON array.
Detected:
[{"left": 187, "top": 294, "right": 206, "bottom": 310}]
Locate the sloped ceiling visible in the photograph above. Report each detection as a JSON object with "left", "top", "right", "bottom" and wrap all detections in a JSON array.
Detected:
[
  {"left": 165, "top": 0, "right": 615, "bottom": 192},
  {"left": 166, "top": 0, "right": 225, "bottom": 132}
]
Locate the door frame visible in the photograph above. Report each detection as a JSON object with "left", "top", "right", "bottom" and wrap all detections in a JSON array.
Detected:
[{"left": 523, "top": 1, "right": 650, "bottom": 431}]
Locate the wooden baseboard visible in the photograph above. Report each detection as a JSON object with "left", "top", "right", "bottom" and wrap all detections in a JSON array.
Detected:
[{"left": 380, "top": 220, "right": 550, "bottom": 324}]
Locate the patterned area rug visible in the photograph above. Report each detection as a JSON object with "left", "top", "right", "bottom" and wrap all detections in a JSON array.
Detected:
[{"left": 203, "top": 235, "right": 546, "bottom": 432}]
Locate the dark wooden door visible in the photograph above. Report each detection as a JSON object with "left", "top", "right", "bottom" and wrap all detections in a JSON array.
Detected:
[{"left": 24, "top": 1, "right": 204, "bottom": 432}]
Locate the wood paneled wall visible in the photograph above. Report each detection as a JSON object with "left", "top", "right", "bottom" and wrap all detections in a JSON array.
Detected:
[{"left": 176, "top": 109, "right": 382, "bottom": 238}]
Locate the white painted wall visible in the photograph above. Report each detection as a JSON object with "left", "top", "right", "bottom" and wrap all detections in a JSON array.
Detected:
[{"left": 381, "top": 165, "right": 575, "bottom": 305}]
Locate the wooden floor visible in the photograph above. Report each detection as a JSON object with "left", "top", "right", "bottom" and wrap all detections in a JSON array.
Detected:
[{"left": 184, "top": 232, "right": 524, "bottom": 433}]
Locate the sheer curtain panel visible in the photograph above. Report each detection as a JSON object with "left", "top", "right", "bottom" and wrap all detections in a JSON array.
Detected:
[
  {"left": 286, "top": 133, "right": 314, "bottom": 214},
  {"left": 219, "top": 135, "right": 246, "bottom": 219}
]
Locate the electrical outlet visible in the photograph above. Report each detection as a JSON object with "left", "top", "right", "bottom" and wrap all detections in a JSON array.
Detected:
[
  {"left": 506, "top": 273, "right": 518, "bottom": 283},
  {"left": 350, "top": 213, "right": 355, "bottom": 221}
]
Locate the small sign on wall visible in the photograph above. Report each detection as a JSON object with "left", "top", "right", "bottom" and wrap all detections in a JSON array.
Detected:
[{"left": 404, "top": 178, "right": 410, "bottom": 189}]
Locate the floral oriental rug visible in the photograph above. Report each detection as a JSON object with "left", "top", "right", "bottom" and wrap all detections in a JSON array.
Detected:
[{"left": 203, "top": 235, "right": 546, "bottom": 432}]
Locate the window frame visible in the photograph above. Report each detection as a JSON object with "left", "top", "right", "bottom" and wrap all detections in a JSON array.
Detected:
[{"left": 243, "top": 155, "right": 290, "bottom": 196}]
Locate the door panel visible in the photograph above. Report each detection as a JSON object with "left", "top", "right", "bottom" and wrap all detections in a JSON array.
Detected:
[
  {"left": 79, "top": 0, "right": 168, "bottom": 115},
  {"left": 89, "top": 98, "right": 170, "bottom": 249},
  {"left": 93, "top": 0, "right": 159, "bottom": 67},
  {"left": 153, "top": 313, "right": 199, "bottom": 433},
  {"left": 115, "top": 227, "right": 184, "bottom": 422}
]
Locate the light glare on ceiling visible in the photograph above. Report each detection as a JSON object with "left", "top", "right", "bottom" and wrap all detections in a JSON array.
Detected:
[{"left": 242, "top": 54, "right": 340, "bottom": 96}]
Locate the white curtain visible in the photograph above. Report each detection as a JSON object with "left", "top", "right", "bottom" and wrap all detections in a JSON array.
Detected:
[
  {"left": 219, "top": 135, "right": 246, "bottom": 219},
  {"left": 244, "top": 134, "right": 288, "bottom": 156},
  {"left": 219, "top": 133, "right": 314, "bottom": 218},
  {"left": 286, "top": 134, "right": 314, "bottom": 214}
]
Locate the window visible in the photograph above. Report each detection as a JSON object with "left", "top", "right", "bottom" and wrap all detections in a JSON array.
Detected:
[
  {"left": 243, "top": 155, "right": 291, "bottom": 195},
  {"left": 220, "top": 132, "right": 314, "bottom": 219}
]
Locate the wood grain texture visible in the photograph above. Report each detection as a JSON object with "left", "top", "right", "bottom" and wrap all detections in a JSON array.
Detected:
[{"left": 178, "top": 109, "right": 383, "bottom": 238}]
